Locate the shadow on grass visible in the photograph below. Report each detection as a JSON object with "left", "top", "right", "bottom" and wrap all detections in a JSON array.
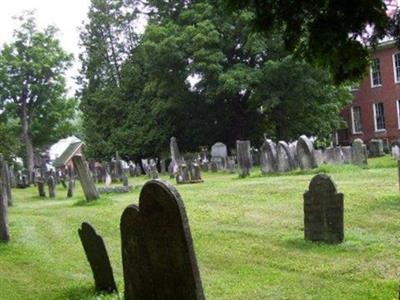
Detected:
[
  {"left": 60, "top": 285, "right": 121, "bottom": 300},
  {"left": 73, "top": 195, "right": 113, "bottom": 207}
]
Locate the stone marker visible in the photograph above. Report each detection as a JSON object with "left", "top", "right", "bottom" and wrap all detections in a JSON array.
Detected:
[
  {"left": 297, "top": 135, "right": 317, "bottom": 170},
  {"left": 122, "top": 174, "right": 129, "bottom": 187},
  {"left": 226, "top": 156, "right": 236, "bottom": 173},
  {"left": 324, "top": 147, "right": 344, "bottom": 165},
  {"left": 289, "top": 142, "right": 299, "bottom": 168},
  {"left": 78, "top": 222, "right": 117, "bottom": 294},
  {"left": 0, "top": 156, "right": 10, "bottom": 242},
  {"left": 277, "top": 141, "right": 295, "bottom": 172},
  {"left": 260, "top": 139, "right": 278, "bottom": 174},
  {"left": 37, "top": 179, "right": 46, "bottom": 197},
  {"left": 368, "top": 139, "right": 384, "bottom": 157},
  {"left": 304, "top": 174, "right": 344, "bottom": 244},
  {"left": 170, "top": 137, "right": 184, "bottom": 175},
  {"left": 120, "top": 180, "right": 204, "bottom": 300},
  {"left": 341, "top": 146, "right": 352, "bottom": 164},
  {"left": 351, "top": 138, "right": 368, "bottom": 166},
  {"left": 236, "top": 140, "right": 252, "bottom": 178},
  {"left": 313, "top": 149, "right": 324, "bottom": 166},
  {"left": 392, "top": 145, "right": 400, "bottom": 160},
  {"left": 3, "top": 164, "right": 12, "bottom": 206},
  {"left": 48, "top": 175, "right": 56, "bottom": 198},
  {"left": 67, "top": 166, "right": 74, "bottom": 198},
  {"left": 189, "top": 163, "right": 203, "bottom": 183},
  {"left": 72, "top": 155, "right": 100, "bottom": 201},
  {"left": 211, "top": 142, "right": 227, "bottom": 169},
  {"left": 176, "top": 164, "right": 191, "bottom": 184}
]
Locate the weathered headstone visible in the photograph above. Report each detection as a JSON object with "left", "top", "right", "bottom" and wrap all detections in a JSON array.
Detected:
[
  {"left": 276, "top": 141, "right": 295, "bottom": 172},
  {"left": 160, "top": 159, "right": 166, "bottom": 174},
  {"left": 170, "top": 137, "right": 184, "bottom": 175},
  {"left": 297, "top": 135, "right": 317, "bottom": 170},
  {"left": 236, "top": 140, "right": 252, "bottom": 178},
  {"left": 122, "top": 174, "right": 129, "bottom": 187},
  {"left": 120, "top": 180, "right": 205, "bottom": 300},
  {"left": 210, "top": 161, "right": 218, "bottom": 173},
  {"left": 72, "top": 156, "right": 100, "bottom": 201},
  {"left": 392, "top": 145, "right": 400, "bottom": 160},
  {"left": 313, "top": 149, "right": 324, "bottom": 166},
  {"left": 341, "top": 146, "right": 352, "bottom": 164},
  {"left": 289, "top": 142, "right": 299, "bottom": 168},
  {"left": 351, "top": 138, "right": 368, "bottom": 166},
  {"left": 0, "top": 156, "right": 10, "bottom": 242},
  {"left": 211, "top": 142, "right": 227, "bottom": 169},
  {"left": 37, "top": 179, "right": 46, "bottom": 197},
  {"left": 304, "top": 174, "right": 344, "bottom": 244},
  {"left": 368, "top": 139, "right": 384, "bottom": 157},
  {"left": 226, "top": 156, "right": 236, "bottom": 173},
  {"left": 189, "top": 163, "right": 203, "bottom": 183},
  {"left": 324, "top": 147, "right": 344, "bottom": 165},
  {"left": 176, "top": 164, "right": 191, "bottom": 184},
  {"left": 48, "top": 175, "right": 56, "bottom": 198},
  {"left": 78, "top": 222, "right": 117, "bottom": 294},
  {"left": 149, "top": 160, "right": 159, "bottom": 179},
  {"left": 260, "top": 139, "right": 278, "bottom": 174}
]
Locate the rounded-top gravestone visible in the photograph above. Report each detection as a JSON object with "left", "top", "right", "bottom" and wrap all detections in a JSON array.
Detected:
[
  {"left": 260, "top": 139, "right": 278, "bottom": 174},
  {"left": 276, "top": 141, "right": 295, "bottom": 172},
  {"left": 296, "top": 135, "right": 317, "bottom": 170}
]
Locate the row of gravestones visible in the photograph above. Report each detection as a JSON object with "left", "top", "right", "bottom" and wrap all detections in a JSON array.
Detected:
[{"left": 78, "top": 173, "right": 345, "bottom": 299}]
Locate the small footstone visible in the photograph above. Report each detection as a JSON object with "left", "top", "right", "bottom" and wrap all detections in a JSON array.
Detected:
[
  {"left": 78, "top": 222, "right": 117, "bottom": 294},
  {"left": 120, "top": 179, "right": 204, "bottom": 300}
]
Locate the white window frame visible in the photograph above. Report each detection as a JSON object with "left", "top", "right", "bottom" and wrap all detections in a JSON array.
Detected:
[
  {"left": 393, "top": 53, "right": 400, "bottom": 83},
  {"left": 373, "top": 102, "right": 386, "bottom": 132},
  {"left": 397, "top": 99, "right": 400, "bottom": 129},
  {"left": 370, "top": 58, "right": 382, "bottom": 88},
  {"left": 351, "top": 106, "right": 362, "bottom": 134}
]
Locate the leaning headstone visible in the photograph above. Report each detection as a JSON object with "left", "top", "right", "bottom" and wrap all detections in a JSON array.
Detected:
[
  {"left": 72, "top": 156, "right": 100, "bottom": 201},
  {"left": 170, "top": 137, "right": 184, "bottom": 175},
  {"left": 236, "top": 140, "right": 252, "bottom": 178},
  {"left": 276, "top": 141, "right": 295, "bottom": 172},
  {"left": 78, "top": 222, "right": 117, "bottom": 294},
  {"left": 0, "top": 156, "right": 10, "bottom": 242},
  {"left": 368, "top": 139, "right": 384, "bottom": 157},
  {"left": 260, "top": 139, "right": 278, "bottom": 174},
  {"left": 48, "top": 175, "right": 56, "bottom": 198},
  {"left": 351, "top": 138, "right": 368, "bottom": 166},
  {"left": 304, "top": 174, "right": 344, "bottom": 244},
  {"left": 120, "top": 180, "right": 205, "bottom": 300},
  {"left": 341, "top": 146, "right": 352, "bottom": 164},
  {"left": 297, "top": 135, "right": 317, "bottom": 170}
]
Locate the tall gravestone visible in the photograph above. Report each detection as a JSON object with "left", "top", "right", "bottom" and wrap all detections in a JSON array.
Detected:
[
  {"left": 170, "top": 137, "right": 184, "bottom": 175},
  {"left": 120, "top": 180, "right": 205, "bottom": 300},
  {"left": 277, "top": 141, "right": 295, "bottom": 172},
  {"left": 304, "top": 174, "right": 344, "bottom": 244},
  {"left": 260, "top": 139, "right": 278, "bottom": 174},
  {"left": 78, "top": 222, "right": 117, "bottom": 293},
  {"left": 72, "top": 156, "right": 100, "bottom": 201},
  {"left": 236, "top": 140, "right": 252, "bottom": 178},
  {"left": 0, "top": 156, "right": 10, "bottom": 242},
  {"left": 297, "top": 135, "right": 317, "bottom": 170},
  {"left": 289, "top": 142, "right": 299, "bottom": 168},
  {"left": 351, "top": 138, "right": 368, "bottom": 166},
  {"left": 48, "top": 175, "right": 56, "bottom": 198}
]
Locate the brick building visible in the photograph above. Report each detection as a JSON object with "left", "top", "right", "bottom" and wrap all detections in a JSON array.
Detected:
[{"left": 338, "top": 40, "right": 400, "bottom": 146}]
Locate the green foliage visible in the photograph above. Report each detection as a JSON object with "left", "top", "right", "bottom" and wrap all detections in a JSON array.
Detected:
[
  {"left": 224, "top": 0, "right": 392, "bottom": 84},
  {"left": 80, "top": 0, "right": 353, "bottom": 158},
  {"left": 0, "top": 11, "right": 74, "bottom": 166},
  {"left": 0, "top": 120, "right": 21, "bottom": 160}
]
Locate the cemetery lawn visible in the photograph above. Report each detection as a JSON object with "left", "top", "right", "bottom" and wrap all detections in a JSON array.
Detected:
[{"left": 1, "top": 156, "right": 400, "bottom": 300}]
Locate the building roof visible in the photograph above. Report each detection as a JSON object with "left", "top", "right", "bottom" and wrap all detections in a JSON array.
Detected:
[{"left": 52, "top": 141, "right": 83, "bottom": 168}]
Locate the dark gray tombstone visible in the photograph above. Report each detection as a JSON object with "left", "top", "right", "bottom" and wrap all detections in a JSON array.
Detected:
[
  {"left": 313, "top": 149, "right": 324, "bottom": 166},
  {"left": 297, "top": 135, "right": 317, "bottom": 170},
  {"left": 176, "top": 164, "right": 191, "bottom": 184},
  {"left": 226, "top": 156, "right": 236, "bottom": 174},
  {"left": 210, "top": 161, "right": 218, "bottom": 173},
  {"left": 160, "top": 159, "right": 166, "bottom": 174},
  {"left": 368, "top": 139, "right": 384, "bottom": 157},
  {"left": 122, "top": 174, "right": 129, "bottom": 187},
  {"left": 304, "top": 174, "right": 344, "bottom": 244},
  {"left": 0, "top": 156, "right": 10, "bottom": 242},
  {"left": 170, "top": 137, "right": 184, "bottom": 174},
  {"left": 351, "top": 138, "right": 368, "bottom": 166},
  {"left": 78, "top": 222, "right": 117, "bottom": 294},
  {"left": 277, "top": 141, "right": 295, "bottom": 172},
  {"left": 149, "top": 160, "right": 159, "bottom": 179},
  {"left": 48, "top": 175, "right": 56, "bottom": 198},
  {"left": 260, "top": 139, "right": 278, "bottom": 174},
  {"left": 72, "top": 156, "right": 100, "bottom": 201},
  {"left": 120, "top": 180, "right": 205, "bottom": 300},
  {"left": 189, "top": 163, "right": 203, "bottom": 183},
  {"left": 236, "top": 140, "right": 252, "bottom": 178},
  {"left": 37, "top": 180, "right": 46, "bottom": 197}
]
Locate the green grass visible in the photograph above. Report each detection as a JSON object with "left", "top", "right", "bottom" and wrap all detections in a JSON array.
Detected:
[{"left": 1, "top": 156, "right": 400, "bottom": 299}]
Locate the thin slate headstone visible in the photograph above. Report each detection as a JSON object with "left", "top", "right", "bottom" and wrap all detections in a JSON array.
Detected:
[
  {"left": 368, "top": 139, "right": 384, "bottom": 157},
  {"left": 276, "top": 141, "right": 295, "bottom": 172},
  {"left": 304, "top": 174, "right": 344, "bottom": 244},
  {"left": 236, "top": 140, "right": 252, "bottom": 178},
  {"left": 48, "top": 175, "right": 56, "bottom": 198},
  {"left": 297, "top": 135, "right": 317, "bottom": 170},
  {"left": 324, "top": 147, "right": 344, "bottom": 165},
  {"left": 351, "top": 138, "right": 368, "bottom": 166},
  {"left": 78, "top": 222, "right": 117, "bottom": 294},
  {"left": 0, "top": 156, "right": 10, "bottom": 242},
  {"left": 341, "top": 146, "right": 352, "bottom": 164},
  {"left": 120, "top": 180, "right": 204, "bottom": 300},
  {"left": 313, "top": 149, "right": 324, "bottom": 166},
  {"left": 72, "top": 156, "right": 100, "bottom": 201},
  {"left": 260, "top": 139, "right": 278, "bottom": 174}
]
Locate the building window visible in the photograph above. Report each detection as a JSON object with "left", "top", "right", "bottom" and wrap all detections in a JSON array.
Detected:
[
  {"left": 351, "top": 106, "right": 362, "bottom": 134},
  {"left": 373, "top": 102, "right": 385, "bottom": 131},
  {"left": 394, "top": 53, "right": 400, "bottom": 83},
  {"left": 370, "top": 58, "right": 382, "bottom": 87}
]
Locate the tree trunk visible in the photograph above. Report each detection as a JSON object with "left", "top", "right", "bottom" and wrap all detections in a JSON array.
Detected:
[{"left": 21, "top": 104, "right": 34, "bottom": 180}]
